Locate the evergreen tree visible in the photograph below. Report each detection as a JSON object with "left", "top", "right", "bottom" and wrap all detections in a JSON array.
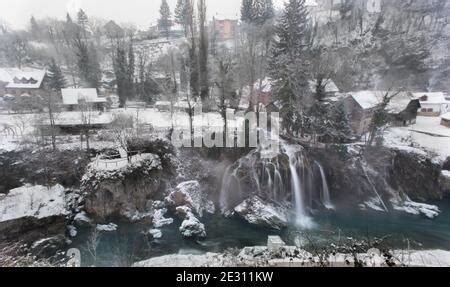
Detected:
[
  {"left": 66, "top": 13, "right": 73, "bottom": 24},
  {"left": 77, "top": 9, "right": 89, "bottom": 38},
  {"left": 269, "top": 0, "right": 310, "bottom": 135},
  {"left": 30, "top": 16, "right": 41, "bottom": 39},
  {"left": 241, "top": 0, "right": 275, "bottom": 25},
  {"left": 159, "top": 0, "right": 173, "bottom": 39},
  {"left": 241, "top": 0, "right": 255, "bottom": 23},
  {"left": 332, "top": 101, "right": 353, "bottom": 143},
  {"left": 47, "top": 58, "right": 67, "bottom": 91},
  {"left": 73, "top": 34, "right": 101, "bottom": 90},
  {"left": 87, "top": 43, "right": 102, "bottom": 89},
  {"left": 198, "top": 0, "right": 209, "bottom": 101},
  {"left": 262, "top": 0, "right": 275, "bottom": 21},
  {"left": 113, "top": 45, "right": 129, "bottom": 107},
  {"left": 127, "top": 41, "right": 136, "bottom": 99},
  {"left": 175, "top": 0, "right": 188, "bottom": 34},
  {"left": 309, "top": 77, "right": 334, "bottom": 142}
]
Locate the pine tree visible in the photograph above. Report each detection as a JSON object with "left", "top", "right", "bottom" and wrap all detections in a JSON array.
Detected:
[
  {"left": 241, "top": 0, "right": 275, "bottom": 25},
  {"left": 113, "top": 45, "right": 129, "bottom": 107},
  {"left": 310, "top": 77, "right": 328, "bottom": 139},
  {"left": 73, "top": 33, "right": 101, "bottom": 90},
  {"left": 77, "top": 9, "right": 88, "bottom": 30},
  {"left": 262, "top": 0, "right": 275, "bottom": 21},
  {"left": 127, "top": 41, "right": 136, "bottom": 99},
  {"left": 175, "top": 0, "right": 188, "bottom": 34},
  {"left": 66, "top": 13, "right": 73, "bottom": 24},
  {"left": 198, "top": 0, "right": 209, "bottom": 101},
  {"left": 241, "top": 0, "right": 255, "bottom": 23},
  {"left": 87, "top": 43, "right": 102, "bottom": 89},
  {"left": 47, "top": 58, "right": 67, "bottom": 91},
  {"left": 269, "top": 0, "right": 310, "bottom": 135},
  {"left": 332, "top": 101, "right": 353, "bottom": 143},
  {"left": 30, "top": 16, "right": 41, "bottom": 39},
  {"left": 159, "top": 0, "right": 173, "bottom": 39}
]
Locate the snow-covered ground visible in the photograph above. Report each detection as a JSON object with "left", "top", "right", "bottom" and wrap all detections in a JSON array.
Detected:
[
  {"left": 384, "top": 116, "right": 450, "bottom": 162},
  {"left": 0, "top": 185, "right": 68, "bottom": 222},
  {"left": 0, "top": 108, "right": 246, "bottom": 152}
]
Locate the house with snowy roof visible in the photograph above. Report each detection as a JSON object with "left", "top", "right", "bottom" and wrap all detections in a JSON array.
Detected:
[
  {"left": 414, "top": 92, "right": 450, "bottom": 117},
  {"left": 0, "top": 67, "right": 47, "bottom": 97},
  {"left": 343, "top": 91, "right": 382, "bottom": 135},
  {"left": 309, "top": 79, "right": 340, "bottom": 97},
  {"left": 344, "top": 91, "right": 420, "bottom": 135},
  {"left": 61, "top": 88, "right": 107, "bottom": 111},
  {"left": 441, "top": 113, "right": 450, "bottom": 128},
  {"left": 386, "top": 92, "right": 421, "bottom": 127}
]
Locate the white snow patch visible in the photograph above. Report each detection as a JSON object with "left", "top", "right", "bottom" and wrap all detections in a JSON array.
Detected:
[
  {"left": 96, "top": 223, "right": 118, "bottom": 232},
  {"left": 148, "top": 229, "right": 163, "bottom": 239},
  {"left": 391, "top": 199, "right": 440, "bottom": 219},
  {"left": 0, "top": 184, "right": 68, "bottom": 222},
  {"left": 152, "top": 208, "right": 174, "bottom": 228},
  {"left": 364, "top": 197, "right": 386, "bottom": 212}
]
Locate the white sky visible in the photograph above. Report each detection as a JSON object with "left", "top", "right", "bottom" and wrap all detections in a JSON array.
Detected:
[{"left": 0, "top": 0, "right": 287, "bottom": 30}]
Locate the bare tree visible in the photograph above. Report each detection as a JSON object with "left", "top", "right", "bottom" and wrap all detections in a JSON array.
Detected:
[
  {"left": 110, "top": 114, "right": 134, "bottom": 162},
  {"left": 7, "top": 36, "right": 28, "bottom": 68},
  {"left": 367, "top": 90, "right": 401, "bottom": 146},
  {"left": 79, "top": 99, "right": 95, "bottom": 152},
  {"left": 86, "top": 228, "right": 101, "bottom": 265}
]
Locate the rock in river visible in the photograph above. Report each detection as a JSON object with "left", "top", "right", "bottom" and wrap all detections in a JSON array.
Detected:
[{"left": 234, "top": 196, "right": 288, "bottom": 230}]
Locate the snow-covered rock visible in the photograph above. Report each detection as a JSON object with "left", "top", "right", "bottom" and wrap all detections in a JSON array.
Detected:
[
  {"left": 175, "top": 205, "right": 192, "bottom": 218},
  {"left": 96, "top": 223, "right": 118, "bottom": 232},
  {"left": 0, "top": 185, "right": 68, "bottom": 222},
  {"left": 133, "top": 253, "right": 229, "bottom": 267},
  {"left": 30, "top": 235, "right": 66, "bottom": 258},
  {"left": 440, "top": 170, "right": 450, "bottom": 192},
  {"left": 73, "top": 211, "right": 93, "bottom": 226},
  {"left": 148, "top": 229, "right": 163, "bottom": 239},
  {"left": 82, "top": 153, "right": 164, "bottom": 220},
  {"left": 0, "top": 185, "right": 69, "bottom": 241},
  {"left": 179, "top": 213, "right": 206, "bottom": 238},
  {"left": 152, "top": 208, "right": 174, "bottom": 228},
  {"left": 67, "top": 225, "right": 78, "bottom": 238},
  {"left": 234, "top": 196, "right": 288, "bottom": 230},
  {"left": 392, "top": 199, "right": 440, "bottom": 219},
  {"left": 165, "top": 181, "right": 215, "bottom": 217}
]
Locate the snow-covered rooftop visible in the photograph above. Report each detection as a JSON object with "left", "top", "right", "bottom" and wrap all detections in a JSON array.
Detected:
[
  {"left": 0, "top": 68, "right": 46, "bottom": 89},
  {"left": 61, "top": 88, "right": 106, "bottom": 105},
  {"left": 413, "top": 92, "right": 449, "bottom": 104},
  {"left": 350, "top": 91, "right": 383, "bottom": 110},
  {"left": 441, "top": 112, "right": 450, "bottom": 121},
  {"left": 387, "top": 92, "right": 418, "bottom": 114},
  {"left": 309, "top": 79, "right": 340, "bottom": 94}
]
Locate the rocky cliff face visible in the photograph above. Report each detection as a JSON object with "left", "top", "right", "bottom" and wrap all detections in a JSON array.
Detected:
[
  {"left": 81, "top": 154, "right": 165, "bottom": 221},
  {"left": 312, "top": 0, "right": 449, "bottom": 92},
  {"left": 311, "top": 145, "right": 444, "bottom": 209}
]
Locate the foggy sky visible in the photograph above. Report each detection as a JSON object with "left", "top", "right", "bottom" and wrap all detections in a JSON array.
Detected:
[{"left": 0, "top": 0, "right": 286, "bottom": 30}]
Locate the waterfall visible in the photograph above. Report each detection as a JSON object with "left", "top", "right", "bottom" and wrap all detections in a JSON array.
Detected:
[
  {"left": 315, "top": 161, "right": 335, "bottom": 210},
  {"left": 219, "top": 139, "right": 328, "bottom": 229},
  {"left": 284, "top": 145, "right": 313, "bottom": 228}
]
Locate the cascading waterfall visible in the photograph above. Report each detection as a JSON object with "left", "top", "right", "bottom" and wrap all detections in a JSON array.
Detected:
[
  {"left": 315, "top": 161, "right": 335, "bottom": 210},
  {"left": 219, "top": 139, "right": 331, "bottom": 229}
]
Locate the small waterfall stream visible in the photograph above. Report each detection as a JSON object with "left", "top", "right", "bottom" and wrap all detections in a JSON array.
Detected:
[
  {"left": 315, "top": 161, "right": 335, "bottom": 210},
  {"left": 219, "top": 139, "right": 333, "bottom": 228}
]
